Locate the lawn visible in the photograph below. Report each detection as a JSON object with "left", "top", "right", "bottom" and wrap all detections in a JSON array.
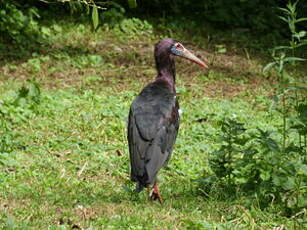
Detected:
[{"left": 0, "top": 18, "right": 306, "bottom": 229}]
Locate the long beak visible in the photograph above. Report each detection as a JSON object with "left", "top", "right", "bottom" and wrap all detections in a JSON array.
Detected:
[{"left": 181, "top": 49, "right": 208, "bottom": 68}]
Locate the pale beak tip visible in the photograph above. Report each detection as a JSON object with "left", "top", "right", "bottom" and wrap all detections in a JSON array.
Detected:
[
  {"left": 181, "top": 49, "right": 208, "bottom": 69},
  {"left": 199, "top": 61, "right": 208, "bottom": 68}
]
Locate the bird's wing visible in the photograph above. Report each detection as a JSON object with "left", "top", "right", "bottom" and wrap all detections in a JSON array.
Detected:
[{"left": 128, "top": 83, "right": 179, "bottom": 185}]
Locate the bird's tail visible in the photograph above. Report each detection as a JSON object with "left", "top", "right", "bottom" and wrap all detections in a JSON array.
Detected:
[{"left": 134, "top": 182, "right": 146, "bottom": 193}]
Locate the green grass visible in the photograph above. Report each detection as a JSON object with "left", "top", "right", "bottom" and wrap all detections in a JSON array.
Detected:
[{"left": 0, "top": 19, "right": 306, "bottom": 229}]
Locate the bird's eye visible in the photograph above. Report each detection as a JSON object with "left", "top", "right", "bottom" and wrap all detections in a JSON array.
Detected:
[
  {"left": 171, "top": 43, "right": 184, "bottom": 55},
  {"left": 175, "top": 43, "right": 184, "bottom": 51}
]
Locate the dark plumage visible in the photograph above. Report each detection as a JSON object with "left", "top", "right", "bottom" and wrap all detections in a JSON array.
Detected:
[{"left": 128, "top": 38, "right": 207, "bottom": 202}]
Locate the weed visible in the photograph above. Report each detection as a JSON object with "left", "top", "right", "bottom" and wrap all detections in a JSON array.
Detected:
[{"left": 113, "top": 18, "right": 154, "bottom": 40}]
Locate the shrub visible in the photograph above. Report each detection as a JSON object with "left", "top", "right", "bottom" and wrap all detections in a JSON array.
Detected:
[
  {"left": 200, "top": 116, "right": 306, "bottom": 215},
  {"left": 200, "top": 1, "right": 307, "bottom": 216},
  {"left": 0, "top": 79, "right": 41, "bottom": 157},
  {"left": 0, "top": 1, "right": 42, "bottom": 45}
]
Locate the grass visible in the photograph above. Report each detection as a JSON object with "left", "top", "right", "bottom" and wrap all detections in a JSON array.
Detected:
[{"left": 0, "top": 18, "right": 306, "bottom": 229}]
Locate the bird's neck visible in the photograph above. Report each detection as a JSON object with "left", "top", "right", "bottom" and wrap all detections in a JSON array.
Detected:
[{"left": 155, "top": 55, "right": 176, "bottom": 91}]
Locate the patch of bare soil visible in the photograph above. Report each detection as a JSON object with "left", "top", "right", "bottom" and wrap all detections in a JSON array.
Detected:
[{"left": 0, "top": 38, "right": 283, "bottom": 98}]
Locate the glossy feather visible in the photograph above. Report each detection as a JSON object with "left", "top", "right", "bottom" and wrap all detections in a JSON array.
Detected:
[{"left": 128, "top": 80, "right": 179, "bottom": 191}]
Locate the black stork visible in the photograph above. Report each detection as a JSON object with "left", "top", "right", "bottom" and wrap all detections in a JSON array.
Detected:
[{"left": 128, "top": 38, "right": 207, "bottom": 203}]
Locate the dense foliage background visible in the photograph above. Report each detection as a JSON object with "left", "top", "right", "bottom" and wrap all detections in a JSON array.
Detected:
[{"left": 1, "top": 0, "right": 307, "bottom": 47}]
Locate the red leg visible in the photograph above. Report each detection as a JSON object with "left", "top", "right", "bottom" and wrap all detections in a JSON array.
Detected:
[{"left": 150, "top": 183, "right": 163, "bottom": 204}]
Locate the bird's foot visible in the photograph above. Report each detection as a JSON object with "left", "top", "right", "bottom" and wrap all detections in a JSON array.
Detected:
[{"left": 149, "top": 183, "right": 163, "bottom": 204}]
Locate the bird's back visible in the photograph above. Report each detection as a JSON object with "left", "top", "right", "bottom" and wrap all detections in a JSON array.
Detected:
[{"left": 128, "top": 80, "right": 179, "bottom": 190}]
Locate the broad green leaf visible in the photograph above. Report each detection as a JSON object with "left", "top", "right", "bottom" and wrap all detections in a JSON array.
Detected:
[
  {"left": 294, "top": 31, "right": 307, "bottom": 40},
  {"left": 297, "top": 31, "right": 306, "bottom": 38},
  {"left": 282, "top": 177, "right": 296, "bottom": 190},
  {"left": 260, "top": 170, "right": 271, "bottom": 181},
  {"left": 273, "top": 175, "right": 284, "bottom": 186},
  {"left": 92, "top": 6, "right": 99, "bottom": 31},
  {"left": 235, "top": 177, "right": 248, "bottom": 184},
  {"left": 298, "top": 164, "right": 307, "bottom": 176}
]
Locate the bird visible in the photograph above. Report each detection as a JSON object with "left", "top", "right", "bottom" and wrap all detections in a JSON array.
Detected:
[{"left": 127, "top": 38, "right": 207, "bottom": 203}]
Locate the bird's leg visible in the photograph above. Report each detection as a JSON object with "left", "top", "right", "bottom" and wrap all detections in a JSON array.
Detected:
[{"left": 150, "top": 182, "right": 163, "bottom": 204}]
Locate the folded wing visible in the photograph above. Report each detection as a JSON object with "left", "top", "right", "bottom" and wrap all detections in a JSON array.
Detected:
[{"left": 128, "top": 83, "right": 179, "bottom": 189}]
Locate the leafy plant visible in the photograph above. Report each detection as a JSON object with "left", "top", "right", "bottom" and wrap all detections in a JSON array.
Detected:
[
  {"left": 66, "top": 0, "right": 134, "bottom": 31},
  {"left": 113, "top": 18, "right": 153, "bottom": 39},
  {"left": 102, "top": 6, "right": 125, "bottom": 27},
  {"left": 71, "top": 54, "right": 104, "bottom": 68},
  {"left": 291, "top": 102, "right": 307, "bottom": 152},
  {"left": 209, "top": 118, "right": 247, "bottom": 186},
  {"left": 0, "top": 1, "right": 42, "bottom": 45},
  {"left": 263, "top": 0, "right": 306, "bottom": 150},
  {"left": 202, "top": 115, "right": 306, "bottom": 215},
  {"left": 201, "top": 1, "right": 307, "bottom": 210},
  {"left": 0, "top": 112, "right": 14, "bottom": 154},
  {"left": 277, "top": 1, "right": 307, "bottom": 53},
  {"left": 0, "top": 79, "right": 41, "bottom": 158}
]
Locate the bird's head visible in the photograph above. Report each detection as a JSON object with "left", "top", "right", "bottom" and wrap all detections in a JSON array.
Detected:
[{"left": 155, "top": 38, "right": 208, "bottom": 68}]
